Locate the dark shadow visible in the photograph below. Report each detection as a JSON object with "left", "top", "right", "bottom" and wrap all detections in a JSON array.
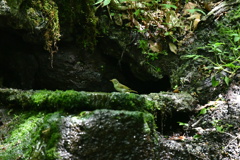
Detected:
[
  {"left": 0, "top": 29, "right": 38, "bottom": 89},
  {"left": 156, "top": 111, "right": 191, "bottom": 135},
  {"left": 122, "top": 62, "right": 171, "bottom": 94}
]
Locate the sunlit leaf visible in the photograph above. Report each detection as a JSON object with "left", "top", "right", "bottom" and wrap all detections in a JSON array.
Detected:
[
  {"left": 149, "top": 40, "right": 162, "bottom": 52},
  {"left": 178, "top": 122, "right": 189, "bottom": 126},
  {"left": 234, "top": 36, "right": 240, "bottom": 42},
  {"left": 216, "top": 126, "right": 224, "bottom": 132},
  {"left": 187, "top": 13, "right": 200, "bottom": 20},
  {"left": 213, "top": 66, "right": 223, "bottom": 70},
  {"left": 199, "top": 108, "right": 207, "bottom": 115},
  {"left": 169, "top": 43, "right": 177, "bottom": 54},
  {"left": 103, "top": 0, "right": 111, "bottom": 7},
  {"left": 230, "top": 33, "right": 238, "bottom": 36},
  {"left": 223, "top": 63, "right": 235, "bottom": 68},
  {"left": 193, "top": 13, "right": 201, "bottom": 30}
]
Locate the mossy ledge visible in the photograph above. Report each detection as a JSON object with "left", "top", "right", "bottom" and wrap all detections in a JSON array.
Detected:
[
  {"left": 0, "top": 112, "right": 62, "bottom": 160},
  {"left": 0, "top": 88, "right": 197, "bottom": 113}
]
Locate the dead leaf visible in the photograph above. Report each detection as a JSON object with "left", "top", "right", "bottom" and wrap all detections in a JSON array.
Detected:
[
  {"left": 169, "top": 43, "right": 177, "bottom": 54},
  {"left": 187, "top": 13, "right": 200, "bottom": 20},
  {"left": 149, "top": 40, "right": 162, "bottom": 52},
  {"left": 166, "top": 10, "right": 178, "bottom": 29},
  {"left": 193, "top": 19, "right": 200, "bottom": 30},
  {"left": 183, "top": 2, "right": 197, "bottom": 15},
  {"left": 187, "top": 13, "right": 201, "bottom": 30},
  {"left": 173, "top": 88, "right": 180, "bottom": 93},
  {"left": 193, "top": 13, "right": 201, "bottom": 30}
]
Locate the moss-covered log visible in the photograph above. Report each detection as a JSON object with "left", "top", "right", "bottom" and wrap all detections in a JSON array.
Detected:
[{"left": 0, "top": 88, "right": 197, "bottom": 113}]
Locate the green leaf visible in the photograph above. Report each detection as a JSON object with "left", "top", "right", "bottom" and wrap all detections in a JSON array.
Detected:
[
  {"left": 103, "top": 0, "right": 111, "bottom": 7},
  {"left": 160, "top": 4, "right": 177, "bottom": 10},
  {"left": 164, "top": 32, "right": 171, "bottom": 36},
  {"left": 216, "top": 126, "right": 224, "bottom": 132},
  {"left": 199, "top": 108, "right": 207, "bottom": 115},
  {"left": 230, "top": 33, "right": 238, "bottom": 36},
  {"left": 177, "top": 122, "right": 189, "bottom": 126},
  {"left": 187, "top": 9, "right": 206, "bottom": 15},
  {"left": 211, "top": 76, "right": 220, "bottom": 87},
  {"left": 169, "top": 42, "right": 177, "bottom": 54},
  {"left": 224, "top": 76, "right": 230, "bottom": 86},
  {"left": 234, "top": 36, "right": 240, "bottom": 42},
  {"left": 193, "top": 134, "right": 202, "bottom": 139},
  {"left": 223, "top": 63, "right": 236, "bottom": 69},
  {"left": 213, "top": 42, "right": 225, "bottom": 46},
  {"left": 134, "top": 9, "right": 141, "bottom": 16}
]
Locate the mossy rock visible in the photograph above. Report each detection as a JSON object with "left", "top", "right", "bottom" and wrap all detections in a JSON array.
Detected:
[{"left": 0, "top": 88, "right": 197, "bottom": 113}]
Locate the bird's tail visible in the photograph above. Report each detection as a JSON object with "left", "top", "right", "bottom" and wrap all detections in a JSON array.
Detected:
[{"left": 129, "top": 90, "right": 138, "bottom": 93}]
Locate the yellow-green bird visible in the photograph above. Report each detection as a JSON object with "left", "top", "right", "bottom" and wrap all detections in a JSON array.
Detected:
[{"left": 110, "top": 79, "right": 138, "bottom": 93}]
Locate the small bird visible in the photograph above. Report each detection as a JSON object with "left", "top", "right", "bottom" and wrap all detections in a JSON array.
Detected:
[{"left": 110, "top": 79, "right": 138, "bottom": 93}]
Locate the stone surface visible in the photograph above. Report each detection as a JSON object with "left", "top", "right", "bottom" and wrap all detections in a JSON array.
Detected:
[{"left": 58, "top": 110, "right": 157, "bottom": 160}]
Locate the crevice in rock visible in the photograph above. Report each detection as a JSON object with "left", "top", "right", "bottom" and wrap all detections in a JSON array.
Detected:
[
  {"left": 121, "top": 62, "right": 171, "bottom": 94},
  {"left": 0, "top": 29, "right": 171, "bottom": 94},
  {"left": 102, "top": 54, "right": 172, "bottom": 94},
  {"left": 156, "top": 110, "right": 191, "bottom": 135},
  {"left": 127, "top": 75, "right": 171, "bottom": 94}
]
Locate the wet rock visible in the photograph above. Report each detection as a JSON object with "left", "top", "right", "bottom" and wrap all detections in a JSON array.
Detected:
[
  {"left": 164, "top": 82, "right": 240, "bottom": 159},
  {"left": 58, "top": 109, "right": 157, "bottom": 160}
]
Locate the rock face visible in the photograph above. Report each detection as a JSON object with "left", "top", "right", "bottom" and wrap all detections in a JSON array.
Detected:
[
  {"left": 0, "top": 0, "right": 173, "bottom": 93},
  {"left": 157, "top": 81, "right": 240, "bottom": 160},
  {"left": 0, "top": 89, "right": 198, "bottom": 159},
  {"left": 0, "top": 0, "right": 239, "bottom": 98},
  {"left": 0, "top": 0, "right": 108, "bottom": 91},
  {"left": 0, "top": 86, "right": 239, "bottom": 159},
  {"left": 58, "top": 110, "right": 157, "bottom": 160}
]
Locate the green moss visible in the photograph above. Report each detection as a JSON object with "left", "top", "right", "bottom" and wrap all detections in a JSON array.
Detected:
[
  {"left": 5, "top": 0, "right": 24, "bottom": 14},
  {"left": 0, "top": 112, "right": 62, "bottom": 160},
  {"left": 5, "top": 0, "right": 98, "bottom": 53},
  {"left": 5, "top": 0, "right": 60, "bottom": 54},
  {"left": 30, "top": 0, "right": 60, "bottom": 53},
  {"left": 1, "top": 89, "right": 197, "bottom": 117},
  {"left": 0, "top": 89, "right": 157, "bottom": 112},
  {"left": 30, "top": 90, "right": 90, "bottom": 110}
]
